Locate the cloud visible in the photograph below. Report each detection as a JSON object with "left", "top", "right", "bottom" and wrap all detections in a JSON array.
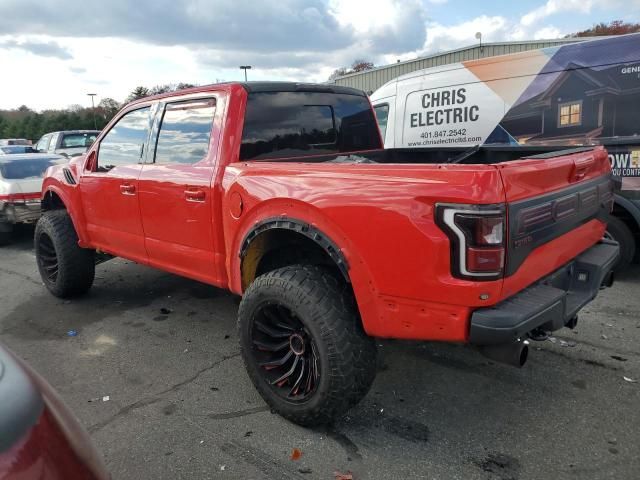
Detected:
[
  {"left": 421, "top": 15, "right": 512, "bottom": 55},
  {"left": 521, "top": 0, "right": 593, "bottom": 26},
  {"left": 520, "top": 0, "right": 632, "bottom": 27},
  {"left": 533, "top": 26, "right": 562, "bottom": 40},
  {"left": 0, "top": 39, "right": 73, "bottom": 59},
  {"left": 366, "top": 0, "right": 427, "bottom": 54},
  {"left": 69, "top": 66, "right": 87, "bottom": 74},
  {"left": 0, "top": 0, "right": 354, "bottom": 53}
]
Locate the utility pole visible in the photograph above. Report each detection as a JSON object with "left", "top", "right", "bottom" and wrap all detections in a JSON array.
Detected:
[
  {"left": 239, "top": 65, "right": 252, "bottom": 82},
  {"left": 87, "top": 93, "right": 98, "bottom": 130}
]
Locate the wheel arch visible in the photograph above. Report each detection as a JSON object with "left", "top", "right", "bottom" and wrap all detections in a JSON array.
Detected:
[
  {"left": 239, "top": 217, "right": 350, "bottom": 291},
  {"left": 40, "top": 184, "right": 90, "bottom": 246}
]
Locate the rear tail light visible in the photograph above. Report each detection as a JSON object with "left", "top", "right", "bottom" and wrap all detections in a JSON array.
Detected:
[
  {"left": 436, "top": 204, "right": 506, "bottom": 280},
  {"left": 0, "top": 193, "right": 41, "bottom": 205}
]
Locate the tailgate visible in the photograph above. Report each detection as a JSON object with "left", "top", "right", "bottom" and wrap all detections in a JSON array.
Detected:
[{"left": 495, "top": 146, "right": 614, "bottom": 291}]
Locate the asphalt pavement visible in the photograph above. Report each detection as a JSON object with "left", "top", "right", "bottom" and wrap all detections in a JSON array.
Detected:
[{"left": 1, "top": 225, "right": 639, "bottom": 480}]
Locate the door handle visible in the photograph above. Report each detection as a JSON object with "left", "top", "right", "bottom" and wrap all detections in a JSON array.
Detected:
[
  {"left": 120, "top": 183, "right": 136, "bottom": 195},
  {"left": 184, "top": 188, "right": 206, "bottom": 202}
]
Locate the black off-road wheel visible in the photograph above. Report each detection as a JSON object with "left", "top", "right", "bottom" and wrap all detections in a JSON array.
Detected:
[
  {"left": 238, "top": 265, "right": 377, "bottom": 427},
  {"left": 35, "top": 210, "right": 95, "bottom": 298},
  {"left": 605, "top": 215, "right": 636, "bottom": 272}
]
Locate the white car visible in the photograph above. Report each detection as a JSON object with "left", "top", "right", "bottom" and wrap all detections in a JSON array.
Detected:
[{"left": 0, "top": 154, "right": 64, "bottom": 245}]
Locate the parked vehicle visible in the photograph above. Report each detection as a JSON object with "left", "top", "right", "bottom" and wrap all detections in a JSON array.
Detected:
[
  {"left": 36, "top": 82, "right": 618, "bottom": 426},
  {"left": 0, "top": 154, "right": 63, "bottom": 245},
  {"left": 35, "top": 130, "right": 100, "bottom": 158},
  {"left": 0, "top": 343, "right": 109, "bottom": 480},
  {"left": 0, "top": 145, "right": 36, "bottom": 154},
  {"left": 0, "top": 139, "right": 31, "bottom": 146},
  {"left": 371, "top": 33, "right": 640, "bottom": 270}
]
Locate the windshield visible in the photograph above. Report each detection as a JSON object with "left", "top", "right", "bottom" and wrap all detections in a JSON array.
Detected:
[
  {"left": 0, "top": 158, "right": 56, "bottom": 179},
  {"left": 60, "top": 133, "right": 98, "bottom": 149}
]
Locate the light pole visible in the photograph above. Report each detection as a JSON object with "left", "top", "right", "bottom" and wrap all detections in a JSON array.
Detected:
[
  {"left": 87, "top": 93, "right": 97, "bottom": 130},
  {"left": 475, "top": 32, "right": 483, "bottom": 53},
  {"left": 239, "top": 65, "right": 252, "bottom": 82}
]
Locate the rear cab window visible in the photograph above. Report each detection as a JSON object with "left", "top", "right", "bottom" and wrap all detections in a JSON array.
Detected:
[
  {"left": 240, "top": 91, "right": 381, "bottom": 161},
  {"left": 373, "top": 104, "right": 389, "bottom": 142}
]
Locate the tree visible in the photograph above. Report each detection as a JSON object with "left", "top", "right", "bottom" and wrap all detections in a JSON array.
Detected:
[
  {"left": 327, "top": 60, "right": 374, "bottom": 81},
  {"left": 0, "top": 82, "right": 198, "bottom": 142},
  {"left": 351, "top": 59, "right": 374, "bottom": 72},
  {"left": 328, "top": 67, "right": 348, "bottom": 81},
  {"left": 126, "top": 86, "right": 150, "bottom": 103},
  {"left": 98, "top": 98, "right": 121, "bottom": 119},
  {"left": 149, "top": 84, "right": 173, "bottom": 95},
  {"left": 567, "top": 20, "right": 640, "bottom": 37}
]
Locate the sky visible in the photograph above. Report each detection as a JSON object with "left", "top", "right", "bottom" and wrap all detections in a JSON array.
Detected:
[{"left": 0, "top": 0, "right": 638, "bottom": 111}]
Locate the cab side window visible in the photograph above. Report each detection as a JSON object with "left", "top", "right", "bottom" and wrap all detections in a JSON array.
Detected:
[
  {"left": 48, "top": 132, "right": 60, "bottom": 152},
  {"left": 36, "top": 134, "right": 51, "bottom": 153},
  {"left": 97, "top": 107, "right": 151, "bottom": 172},
  {"left": 374, "top": 104, "right": 389, "bottom": 142},
  {"left": 153, "top": 99, "right": 216, "bottom": 165}
]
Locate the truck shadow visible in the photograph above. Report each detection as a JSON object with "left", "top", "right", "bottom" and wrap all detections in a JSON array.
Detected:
[
  {"left": 0, "top": 257, "right": 237, "bottom": 341},
  {"left": 4, "top": 223, "right": 35, "bottom": 252},
  {"left": 1, "top": 257, "right": 635, "bottom": 479},
  {"left": 324, "top": 337, "right": 634, "bottom": 478}
]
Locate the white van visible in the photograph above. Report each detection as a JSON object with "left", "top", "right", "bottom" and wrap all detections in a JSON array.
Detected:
[{"left": 371, "top": 33, "right": 640, "bottom": 269}]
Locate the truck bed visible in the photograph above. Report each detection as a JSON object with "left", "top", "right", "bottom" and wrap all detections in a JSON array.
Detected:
[{"left": 250, "top": 145, "right": 597, "bottom": 165}]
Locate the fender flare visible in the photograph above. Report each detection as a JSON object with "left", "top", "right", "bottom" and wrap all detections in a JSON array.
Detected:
[
  {"left": 239, "top": 217, "right": 350, "bottom": 281},
  {"left": 41, "top": 184, "right": 90, "bottom": 246}
]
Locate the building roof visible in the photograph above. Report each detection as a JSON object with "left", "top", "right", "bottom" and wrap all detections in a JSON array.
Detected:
[{"left": 333, "top": 38, "right": 587, "bottom": 82}]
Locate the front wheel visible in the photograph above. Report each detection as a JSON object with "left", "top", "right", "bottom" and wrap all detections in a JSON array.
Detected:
[
  {"left": 35, "top": 211, "right": 95, "bottom": 298},
  {"left": 238, "top": 265, "right": 377, "bottom": 427}
]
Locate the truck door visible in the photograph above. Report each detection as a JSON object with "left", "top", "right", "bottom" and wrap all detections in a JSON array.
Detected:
[
  {"left": 79, "top": 106, "right": 152, "bottom": 262},
  {"left": 137, "top": 95, "right": 221, "bottom": 285}
]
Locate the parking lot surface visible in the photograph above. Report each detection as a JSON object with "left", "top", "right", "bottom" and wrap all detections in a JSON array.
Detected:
[{"left": 1, "top": 225, "right": 639, "bottom": 480}]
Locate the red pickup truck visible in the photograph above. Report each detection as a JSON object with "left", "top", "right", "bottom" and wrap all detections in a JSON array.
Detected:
[{"left": 36, "top": 82, "right": 619, "bottom": 426}]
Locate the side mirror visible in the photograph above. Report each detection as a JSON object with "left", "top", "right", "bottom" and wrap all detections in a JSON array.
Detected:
[{"left": 85, "top": 150, "right": 97, "bottom": 172}]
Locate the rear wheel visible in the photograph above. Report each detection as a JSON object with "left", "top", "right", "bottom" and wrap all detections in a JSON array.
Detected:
[
  {"left": 605, "top": 215, "right": 635, "bottom": 272},
  {"left": 35, "top": 211, "right": 95, "bottom": 298},
  {"left": 238, "top": 265, "right": 377, "bottom": 426}
]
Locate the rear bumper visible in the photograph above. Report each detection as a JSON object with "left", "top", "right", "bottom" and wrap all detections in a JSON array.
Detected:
[{"left": 469, "top": 239, "right": 619, "bottom": 345}]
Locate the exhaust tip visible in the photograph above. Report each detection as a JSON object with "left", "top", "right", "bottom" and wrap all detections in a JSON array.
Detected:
[
  {"left": 479, "top": 341, "right": 529, "bottom": 368},
  {"left": 518, "top": 343, "right": 529, "bottom": 367}
]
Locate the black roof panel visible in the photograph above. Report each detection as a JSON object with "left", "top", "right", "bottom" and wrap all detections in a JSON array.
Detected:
[{"left": 239, "top": 81, "right": 366, "bottom": 96}]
